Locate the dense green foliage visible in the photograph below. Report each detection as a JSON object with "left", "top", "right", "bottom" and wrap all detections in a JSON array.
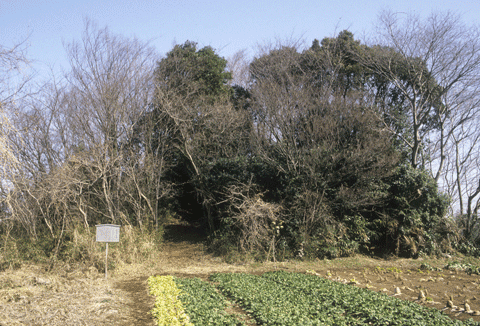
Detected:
[{"left": 137, "top": 34, "right": 455, "bottom": 260}]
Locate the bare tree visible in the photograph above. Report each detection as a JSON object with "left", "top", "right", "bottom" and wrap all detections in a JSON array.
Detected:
[
  {"left": 3, "top": 20, "right": 161, "bottom": 241},
  {"left": 363, "top": 10, "right": 480, "bottom": 174},
  {"left": 227, "top": 49, "right": 251, "bottom": 89},
  {"left": 360, "top": 11, "right": 480, "bottom": 240},
  {"left": 0, "top": 109, "right": 20, "bottom": 232},
  {"left": 0, "top": 38, "right": 33, "bottom": 241},
  {"left": 445, "top": 117, "right": 480, "bottom": 240},
  {"left": 64, "top": 19, "right": 158, "bottom": 224},
  {"left": 0, "top": 39, "right": 32, "bottom": 108},
  {"left": 0, "top": 38, "right": 32, "bottom": 179},
  {"left": 65, "top": 19, "right": 156, "bottom": 151}
]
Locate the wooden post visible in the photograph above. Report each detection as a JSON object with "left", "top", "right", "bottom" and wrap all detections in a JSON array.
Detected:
[{"left": 105, "top": 242, "right": 108, "bottom": 279}]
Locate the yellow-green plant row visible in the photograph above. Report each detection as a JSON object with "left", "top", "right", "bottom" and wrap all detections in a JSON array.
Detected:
[{"left": 147, "top": 275, "right": 194, "bottom": 326}]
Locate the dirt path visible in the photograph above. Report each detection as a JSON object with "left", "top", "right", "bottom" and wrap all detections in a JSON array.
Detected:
[{"left": 115, "top": 276, "right": 154, "bottom": 326}]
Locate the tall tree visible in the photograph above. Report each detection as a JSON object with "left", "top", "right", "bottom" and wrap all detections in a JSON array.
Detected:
[
  {"left": 62, "top": 19, "right": 157, "bottom": 224},
  {"left": 0, "top": 39, "right": 32, "bottom": 109},
  {"left": 360, "top": 11, "right": 480, "bottom": 244},
  {"left": 247, "top": 40, "right": 402, "bottom": 256},
  {"left": 151, "top": 41, "right": 248, "bottom": 228},
  {"left": 361, "top": 10, "right": 480, "bottom": 173},
  {"left": 0, "top": 38, "right": 34, "bottom": 235}
]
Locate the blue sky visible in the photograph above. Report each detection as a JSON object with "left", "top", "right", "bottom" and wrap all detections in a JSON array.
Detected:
[{"left": 1, "top": 0, "right": 479, "bottom": 77}]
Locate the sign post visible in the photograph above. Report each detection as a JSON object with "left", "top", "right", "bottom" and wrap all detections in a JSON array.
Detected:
[{"left": 96, "top": 224, "right": 120, "bottom": 279}]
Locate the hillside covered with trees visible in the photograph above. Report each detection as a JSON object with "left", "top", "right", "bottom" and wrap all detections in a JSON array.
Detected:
[{"left": 1, "top": 11, "right": 480, "bottom": 267}]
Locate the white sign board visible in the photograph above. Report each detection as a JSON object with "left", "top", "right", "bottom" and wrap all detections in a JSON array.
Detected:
[
  {"left": 96, "top": 224, "right": 120, "bottom": 242},
  {"left": 96, "top": 224, "right": 120, "bottom": 279}
]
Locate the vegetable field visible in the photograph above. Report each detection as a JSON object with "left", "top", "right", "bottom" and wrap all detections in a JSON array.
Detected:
[{"left": 148, "top": 271, "right": 480, "bottom": 326}]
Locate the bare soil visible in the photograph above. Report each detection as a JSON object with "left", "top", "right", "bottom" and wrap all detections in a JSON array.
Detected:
[{"left": 1, "top": 224, "right": 480, "bottom": 325}]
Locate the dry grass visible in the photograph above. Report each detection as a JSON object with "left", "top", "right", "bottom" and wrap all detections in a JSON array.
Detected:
[{"left": 0, "top": 264, "right": 130, "bottom": 325}]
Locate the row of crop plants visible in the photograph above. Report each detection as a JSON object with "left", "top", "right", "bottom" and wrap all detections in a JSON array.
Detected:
[
  {"left": 148, "top": 275, "right": 246, "bottom": 326},
  {"left": 148, "top": 271, "right": 480, "bottom": 326}
]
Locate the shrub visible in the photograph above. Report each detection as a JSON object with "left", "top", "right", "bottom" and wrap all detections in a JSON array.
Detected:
[{"left": 373, "top": 164, "right": 452, "bottom": 257}]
